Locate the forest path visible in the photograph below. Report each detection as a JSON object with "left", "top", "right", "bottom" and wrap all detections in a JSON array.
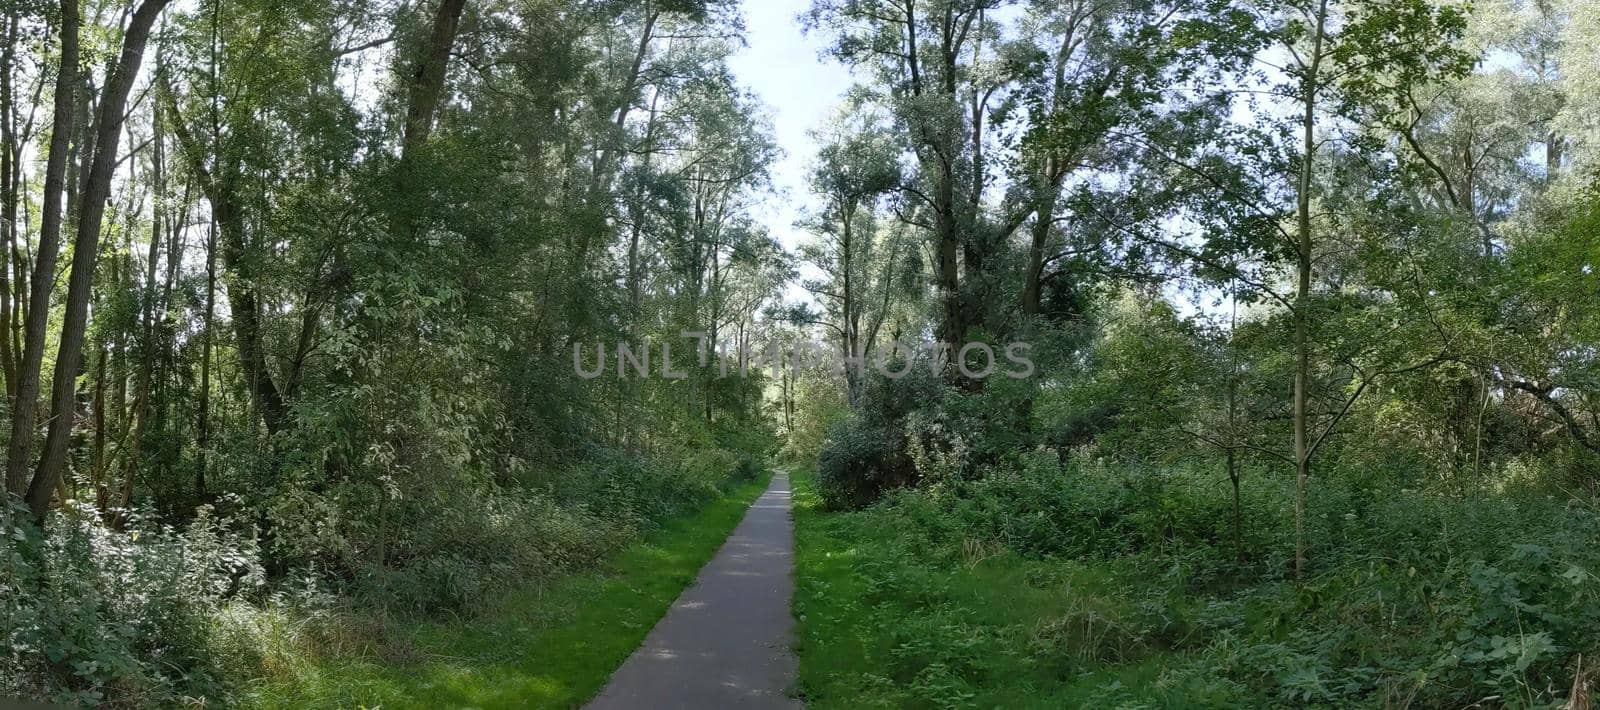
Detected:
[{"left": 585, "top": 470, "right": 802, "bottom": 709}]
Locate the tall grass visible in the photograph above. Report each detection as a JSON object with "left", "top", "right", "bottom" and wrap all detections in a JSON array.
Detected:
[{"left": 792, "top": 455, "right": 1600, "bottom": 708}]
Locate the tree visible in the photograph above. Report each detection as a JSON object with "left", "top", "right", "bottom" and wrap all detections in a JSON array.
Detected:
[
  {"left": 800, "top": 108, "right": 903, "bottom": 404},
  {"left": 27, "top": 0, "right": 174, "bottom": 523},
  {"left": 4, "top": 0, "right": 75, "bottom": 499},
  {"left": 805, "top": 0, "right": 1000, "bottom": 346},
  {"left": 1010, "top": 0, "right": 1208, "bottom": 319}
]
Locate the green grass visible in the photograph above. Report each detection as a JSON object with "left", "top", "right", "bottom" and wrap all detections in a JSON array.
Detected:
[
  {"left": 246, "top": 470, "right": 772, "bottom": 709},
  {"left": 790, "top": 467, "right": 1236, "bottom": 709},
  {"left": 792, "top": 458, "right": 1600, "bottom": 709}
]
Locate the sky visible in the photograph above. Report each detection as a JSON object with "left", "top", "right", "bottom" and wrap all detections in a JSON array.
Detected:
[{"left": 728, "top": 0, "right": 851, "bottom": 296}]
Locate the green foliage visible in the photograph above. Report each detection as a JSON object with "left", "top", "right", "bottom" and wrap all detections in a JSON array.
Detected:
[
  {"left": 3, "top": 0, "right": 1599, "bottom": 705},
  {"left": 0, "top": 501, "right": 270, "bottom": 706},
  {"left": 1034, "top": 292, "right": 1213, "bottom": 459},
  {"left": 816, "top": 418, "right": 898, "bottom": 511},
  {"left": 794, "top": 459, "right": 1600, "bottom": 708},
  {"left": 1, "top": 442, "right": 761, "bottom": 705},
  {"left": 815, "top": 367, "right": 950, "bottom": 509},
  {"left": 784, "top": 369, "right": 850, "bottom": 463},
  {"left": 359, "top": 490, "right": 628, "bottom": 613},
  {"left": 244, "top": 471, "right": 773, "bottom": 709}
]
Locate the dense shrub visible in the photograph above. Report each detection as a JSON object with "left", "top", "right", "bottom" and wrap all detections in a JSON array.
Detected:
[
  {"left": 816, "top": 417, "right": 903, "bottom": 510},
  {"left": 364, "top": 489, "right": 630, "bottom": 612},
  {"left": 1, "top": 501, "right": 268, "bottom": 706},
  {"left": 2, "top": 442, "right": 761, "bottom": 706},
  {"left": 806, "top": 457, "right": 1600, "bottom": 708},
  {"left": 545, "top": 446, "right": 740, "bottom": 525},
  {"left": 814, "top": 368, "right": 950, "bottom": 510},
  {"left": 784, "top": 370, "right": 850, "bottom": 463},
  {"left": 253, "top": 441, "right": 756, "bottom": 615}
]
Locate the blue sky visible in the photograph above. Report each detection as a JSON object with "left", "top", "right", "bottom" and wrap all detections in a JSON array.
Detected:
[{"left": 729, "top": 0, "right": 850, "bottom": 261}]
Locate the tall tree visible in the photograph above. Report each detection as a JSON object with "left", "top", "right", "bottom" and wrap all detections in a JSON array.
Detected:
[
  {"left": 27, "top": 0, "right": 173, "bottom": 522},
  {"left": 806, "top": 0, "right": 993, "bottom": 346},
  {"left": 5, "top": 0, "right": 77, "bottom": 499},
  {"left": 1245, "top": 0, "right": 1470, "bottom": 579},
  {"left": 801, "top": 112, "right": 902, "bottom": 404}
]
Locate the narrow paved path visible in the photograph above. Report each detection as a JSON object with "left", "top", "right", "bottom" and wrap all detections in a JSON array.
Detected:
[{"left": 586, "top": 471, "right": 802, "bottom": 709}]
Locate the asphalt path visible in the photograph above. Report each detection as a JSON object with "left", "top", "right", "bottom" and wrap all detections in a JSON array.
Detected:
[{"left": 586, "top": 471, "right": 802, "bottom": 709}]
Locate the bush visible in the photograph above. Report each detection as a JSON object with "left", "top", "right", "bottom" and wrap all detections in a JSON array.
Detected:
[
  {"left": 784, "top": 370, "right": 849, "bottom": 463},
  {"left": 257, "top": 441, "right": 754, "bottom": 615},
  {"left": 2, "top": 438, "right": 763, "bottom": 706},
  {"left": 815, "top": 367, "right": 950, "bottom": 510},
  {"left": 366, "top": 489, "right": 629, "bottom": 612},
  {"left": 807, "top": 456, "right": 1600, "bottom": 707},
  {"left": 816, "top": 417, "right": 904, "bottom": 510},
  {"left": 1, "top": 501, "right": 267, "bottom": 706}
]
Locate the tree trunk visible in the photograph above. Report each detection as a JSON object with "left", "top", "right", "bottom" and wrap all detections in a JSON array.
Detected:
[
  {"left": 626, "top": 87, "right": 662, "bottom": 322},
  {"left": 157, "top": 182, "right": 187, "bottom": 466},
  {"left": 781, "top": 365, "right": 793, "bottom": 433},
  {"left": 0, "top": 9, "right": 18, "bottom": 397},
  {"left": 91, "top": 343, "right": 106, "bottom": 511},
  {"left": 388, "top": 0, "right": 468, "bottom": 265},
  {"left": 1021, "top": 169, "right": 1056, "bottom": 317},
  {"left": 1545, "top": 132, "right": 1562, "bottom": 176},
  {"left": 402, "top": 0, "right": 469, "bottom": 160},
  {"left": 934, "top": 169, "right": 962, "bottom": 346},
  {"left": 840, "top": 202, "right": 860, "bottom": 406},
  {"left": 128, "top": 100, "right": 164, "bottom": 482},
  {"left": 898, "top": 0, "right": 963, "bottom": 350},
  {"left": 161, "top": 85, "right": 290, "bottom": 436},
  {"left": 1227, "top": 284, "right": 1243, "bottom": 563},
  {"left": 219, "top": 206, "right": 287, "bottom": 435},
  {"left": 5, "top": 0, "right": 78, "bottom": 499},
  {"left": 196, "top": 221, "right": 215, "bottom": 498},
  {"left": 1228, "top": 448, "right": 1242, "bottom": 562},
  {"left": 592, "top": 5, "right": 659, "bottom": 198},
  {"left": 1290, "top": 0, "right": 1328, "bottom": 584},
  {"left": 27, "top": 0, "right": 173, "bottom": 523}
]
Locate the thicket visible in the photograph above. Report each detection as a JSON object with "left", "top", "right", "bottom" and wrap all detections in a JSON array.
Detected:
[
  {"left": 761, "top": 0, "right": 1599, "bottom": 702},
  {"left": 801, "top": 448, "right": 1599, "bottom": 707},
  {"left": 798, "top": 271, "right": 1600, "bottom": 706},
  {"left": 1, "top": 444, "right": 765, "bottom": 706},
  {"left": 801, "top": 261, "right": 1600, "bottom": 703}
]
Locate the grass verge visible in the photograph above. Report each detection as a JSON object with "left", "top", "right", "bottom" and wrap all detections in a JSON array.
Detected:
[
  {"left": 790, "top": 466, "right": 1229, "bottom": 709},
  {"left": 245, "top": 469, "right": 772, "bottom": 709}
]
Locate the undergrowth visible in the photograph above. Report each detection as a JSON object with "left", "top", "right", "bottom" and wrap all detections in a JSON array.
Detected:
[
  {"left": 792, "top": 454, "right": 1600, "bottom": 709},
  {"left": 2, "top": 448, "right": 761, "bottom": 706}
]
